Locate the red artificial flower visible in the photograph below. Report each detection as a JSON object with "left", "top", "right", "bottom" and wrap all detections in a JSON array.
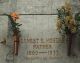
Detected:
[{"left": 10, "top": 12, "right": 19, "bottom": 21}]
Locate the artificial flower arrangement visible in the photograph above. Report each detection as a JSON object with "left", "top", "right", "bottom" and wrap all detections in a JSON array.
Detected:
[
  {"left": 56, "top": 3, "right": 77, "bottom": 34},
  {"left": 56, "top": 2, "right": 78, "bottom": 56},
  {"left": 8, "top": 12, "right": 22, "bottom": 55},
  {"left": 9, "top": 12, "right": 22, "bottom": 32}
]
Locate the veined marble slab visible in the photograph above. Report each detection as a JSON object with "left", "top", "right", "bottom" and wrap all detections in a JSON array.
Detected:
[
  {"left": 15, "top": 15, "right": 74, "bottom": 63},
  {"left": 16, "top": 0, "right": 67, "bottom": 14},
  {"left": 0, "top": 16, "right": 8, "bottom": 63}
]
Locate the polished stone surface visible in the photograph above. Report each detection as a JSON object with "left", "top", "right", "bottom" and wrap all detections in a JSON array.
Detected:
[{"left": 0, "top": 0, "right": 80, "bottom": 63}]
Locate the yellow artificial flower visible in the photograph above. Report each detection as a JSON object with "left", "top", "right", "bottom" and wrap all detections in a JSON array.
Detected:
[
  {"left": 65, "top": 16, "right": 72, "bottom": 26},
  {"left": 71, "top": 27, "right": 77, "bottom": 33},
  {"left": 65, "top": 2, "right": 72, "bottom": 12},
  {"left": 69, "top": 19, "right": 76, "bottom": 26},
  {"left": 68, "top": 19, "right": 76, "bottom": 30},
  {"left": 56, "top": 18, "right": 62, "bottom": 31}
]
